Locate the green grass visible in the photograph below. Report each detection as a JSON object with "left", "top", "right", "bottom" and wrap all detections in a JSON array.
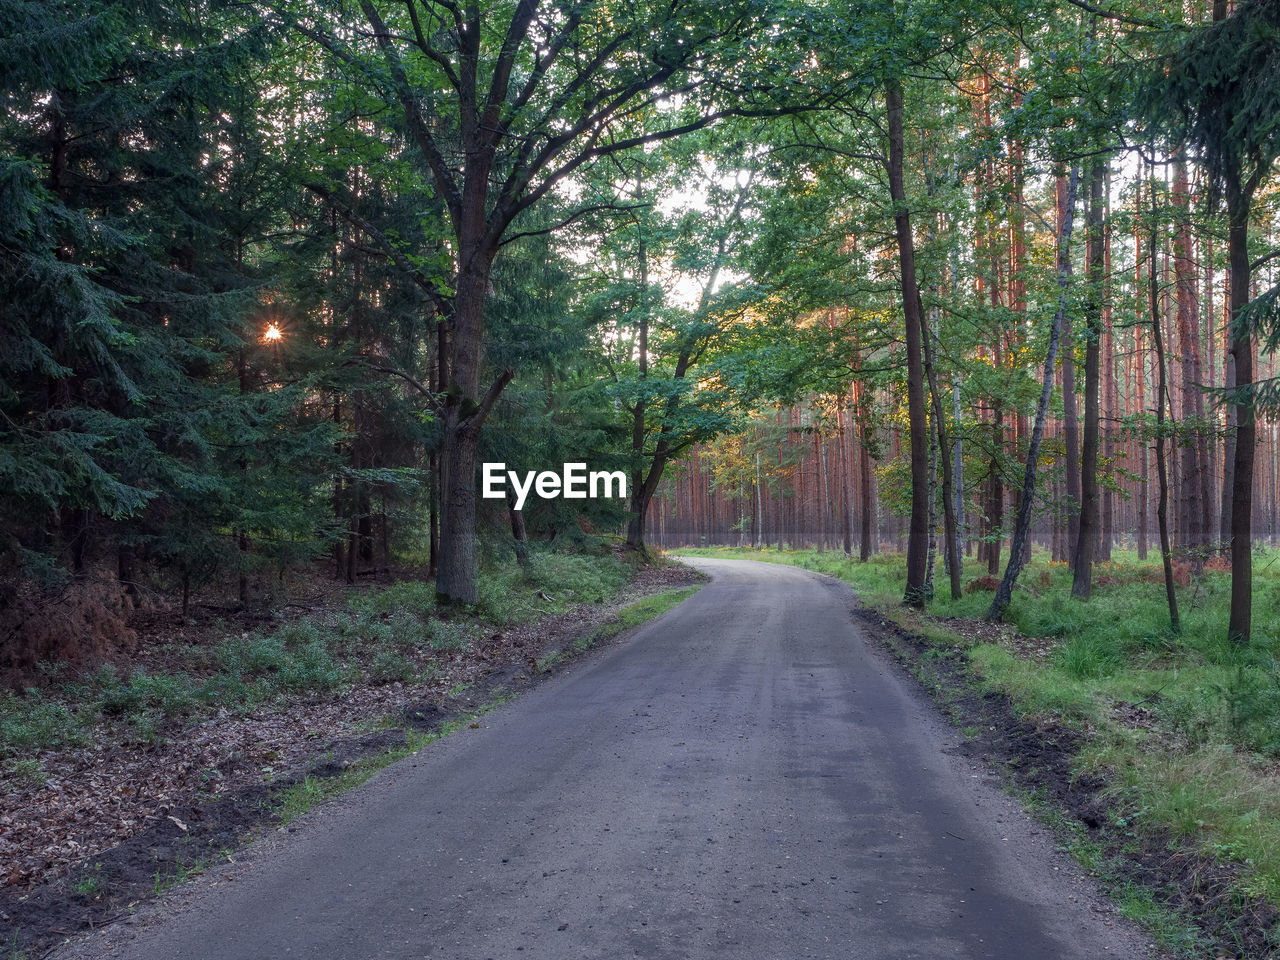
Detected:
[
  {"left": 0, "top": 690, "right": 85, "bottom": 754},
  {"left": 0, "top": 548, "right": 646, "bottom": 758},
  {"left": 1019, "top": 788, "right": 1212, "bottom": 958},
  {"left": 152, "top": 860, "right": 201, "bottom": 895},
  {"left": 679, "top": 545, "right": 1280, "bottom": 918}
]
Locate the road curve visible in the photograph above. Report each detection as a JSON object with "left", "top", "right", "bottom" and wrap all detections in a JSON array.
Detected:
[{"left": 58, "top": 558, "right": 1152, "bottom": 960}]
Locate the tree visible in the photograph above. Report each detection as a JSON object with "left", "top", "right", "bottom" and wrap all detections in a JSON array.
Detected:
[
  {"left": 885, "top": 76, "right": 932, "bottom": 606},
  {"left": 987, "top": 167, "right": 1079, "bottom": 623},
  {"left": 1141, "top": 0, "right": 1280, "bottom": 643},
  {"left": 1071, "top": 160, "right": 1107, "bottom": 598},
  {"left": 582, "top": 138, "right": 772, "bottom": 552},
  {"left": 273, "top": 0, "right": 830, "bottom": 602}
]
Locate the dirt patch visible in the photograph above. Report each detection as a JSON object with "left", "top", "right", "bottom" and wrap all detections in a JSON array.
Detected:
[
  {"left": 858, "top": 606, "right": 1280, "bottom": 959},
  {"left": 0, "top": 562, "right": 704, "bottom": 958},
  {"left": 0, "top": 576, "right": 139, "bottom": 683}
]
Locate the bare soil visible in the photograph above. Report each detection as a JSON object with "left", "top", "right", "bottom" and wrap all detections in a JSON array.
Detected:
[{"left": 860, "top": 605, "right": 1280, "bottom": 959}]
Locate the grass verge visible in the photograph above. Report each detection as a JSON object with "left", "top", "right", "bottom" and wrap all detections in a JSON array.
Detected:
[
  {"left": 0, "top": 549, "right": 644, "bottom": 758},
  {"left": 533, "top": 584, "right": 701, "bottom": 672}
]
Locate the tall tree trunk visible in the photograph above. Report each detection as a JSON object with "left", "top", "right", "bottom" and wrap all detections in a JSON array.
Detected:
[
  {"left": 429, "top": 317, "right": 447, "bottom": 578},
  {"left": 436, "top": 248, "right": 510, "bottom": 603},
  {"left": 953, "top": 381, "right": 966, "bottom": 561},
  {"left": 859, "top": 419, "right": 874, "bottom": 561},
  {"left": 1134, "top": 219, "right": 1150, "bottom": 560},
  {"left": 1173, "top": 156, "right": 1206, "bottom": 573},
  {"left": 1150, "top": 195, "right": 1181, "bottom": 632},
  {"left": 925, "top": 423, "right": 938, "bottom": 596},
  {"left": 1072, "top": 162, "right": 1106, "bottom": 598},
  {"left": 1100, "top": 175, "right": 1115, "bottom": 563},
  {"left": 924, "top": 305, "right": 962, "bottom": 599},
  {"left": 1226, "top": 187, "right": 1254, "bottom": 643},
  {"left": 506, "top": 486, "right": 530, "bottom": 567},
  {"left": 1221, "top": 296, "right": 1236, "bottom": 547},
  {"left": 986, "top": 400, "right": 1004, "bottom": 575},
  {"left": 988, "top": 168, "right": 1079, "bottom": 622},
  {"left": 839, "top": 407, "right": 854, "bottom": 555},
  {"left": 886, "top": 76, "right": 930, "bottom": 607},
  {"left": 1061, "top": 191, "right": 1082, "bottom": 565},
  {"left": 1203, "top": 236, "right": 1218, "bottom": 547}
]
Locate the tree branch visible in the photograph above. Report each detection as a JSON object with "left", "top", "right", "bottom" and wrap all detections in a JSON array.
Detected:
[
  {"left": 498, "top": 201, "right": 651, "bottom": 248},
  {"left": 304, "top": 182, "right": 451, "bottom": 317},
  {"left": 359, "top": 0, "right": 464, "bottom": 222},
  {"left": 402, "top": 0, "right": 462, "bottom": 91},
  {"left": 1061, "top": 0, "right": 1169, "bottom": 29},
  {"left": 461, "top": 367, "right": 515, "bottom": 433},
  {"left": 482, "top": 0, "right": 541, "bottom": 148}
]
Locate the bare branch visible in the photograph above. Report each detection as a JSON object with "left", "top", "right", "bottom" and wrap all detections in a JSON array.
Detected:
[
  {"left": 499, "top": 201, "right": 651, "bottom": 247},
  {"left": 1252, "top": 248, "right": 1280, "bottom": 272},
  {"left": 359, "top": 0, "right": 464, "bottom": 221},
  {"left": 461, "top": 367, "right": 516, "bottom": 433},
  {"left": 305, "top": 182, "right": 450, "bottom": 317}
]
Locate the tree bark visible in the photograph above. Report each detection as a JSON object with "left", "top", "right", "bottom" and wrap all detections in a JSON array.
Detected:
[
  {"left": 506, "top": 487, "right": 529, "bottom": 567},
  {"left": 986, "top": 400, "right": 1004, "bottom": 575},
  {"left": 924, "top": 305, "right": 962, "bottom": 599},
  {"left": 988, "top": 168, "right": 1078, "bottom": 622},
  {"left": 1100, "top": 172, "right": 1115, "bottom": 563},
  {"left": 1173, "top": 156, "right": 1206, "bottom": 572},
  {"left": 435, "top": 253, "right": 493, "bottom": 604},
  {"left": 1072, "top": 162, "right": 1106, "bottom": 598},
  {"left": 886, "top": 76, "right": 930, "bottom": 606},
  {"left": 1149, "top": 193, "right": 1181, "bottom": 632},
  {"left": 859, "top": 417, "right": 875, "bottom": 561},
  {"left": 1227, "top": 190, "right": 1254, "bottom": 643}
]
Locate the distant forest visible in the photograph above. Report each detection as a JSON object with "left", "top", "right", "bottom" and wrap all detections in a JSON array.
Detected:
[{"left": 3, "top": 0, "right": 1279, "bottom": 673}]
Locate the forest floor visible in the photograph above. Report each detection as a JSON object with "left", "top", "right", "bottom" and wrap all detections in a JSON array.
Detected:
[
  {"left": 680, "top": 547, "right": 1280, "bottom": 959},
  {"left": 0, "top": 551, "right": 703, "bottom": 958}
]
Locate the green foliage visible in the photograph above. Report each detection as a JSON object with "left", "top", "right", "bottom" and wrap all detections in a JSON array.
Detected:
[
  {"left": 0, "top": 690, "right": 85, "bottom": 755},
  {"left": 349, "top": 582, "right": 437, "bottom": 621},
  {"left": 215, "top": 629, "right": 347, "bottom": 695},
  {"left": 368, "top": 647, "right": 416, "bottom": 685},
  {"left": 100, "top": 671, "right": 197, "bottom": 718},
  {"left": 1055, "top": 635, "right": 1120, "bottom": 680},
  {"left": 1139, "top": 0, "right": 1280, "bottom": 206}
]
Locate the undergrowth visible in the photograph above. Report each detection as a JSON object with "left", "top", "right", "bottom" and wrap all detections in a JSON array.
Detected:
[{"left": 0, "top": 548, "right": 638, "bottom": 762}]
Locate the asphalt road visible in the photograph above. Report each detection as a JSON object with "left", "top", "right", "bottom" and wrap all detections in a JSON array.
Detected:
[{"left": 59, "top": 558, "right": 1153, "bottom": 960}]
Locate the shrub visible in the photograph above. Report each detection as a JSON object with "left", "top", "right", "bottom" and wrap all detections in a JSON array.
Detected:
[
  {"left": 216, "top": 633, "right": 288, "bottom": 677},
  {"left": 368, "top": 647, "right": 415, "bottom": 685},
  {"left": 350, "top": 581, "right": 436, "bottom": 621},
  {"left": 1056, "top": 635, "right": 1120, "bottom": 680},
  {"left": 0, "top": 689, "right": 83, "bottom": 754},
  {"left": 100, "top": 670, "right": 197, "bottom": 718},
  {"left": 278, "top": 641, "right": 346, "bottom": 693},
  {"left": 425, "top": 620, "right": 473, "bottom": 652}
]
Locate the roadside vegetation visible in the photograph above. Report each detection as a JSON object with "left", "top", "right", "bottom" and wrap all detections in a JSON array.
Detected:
[
  {"left": 0, "top": 551, "right": 635, "bottom": 763},
  {"left": 682, "top": 547, "right": 1280, "bottom": 921}
]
